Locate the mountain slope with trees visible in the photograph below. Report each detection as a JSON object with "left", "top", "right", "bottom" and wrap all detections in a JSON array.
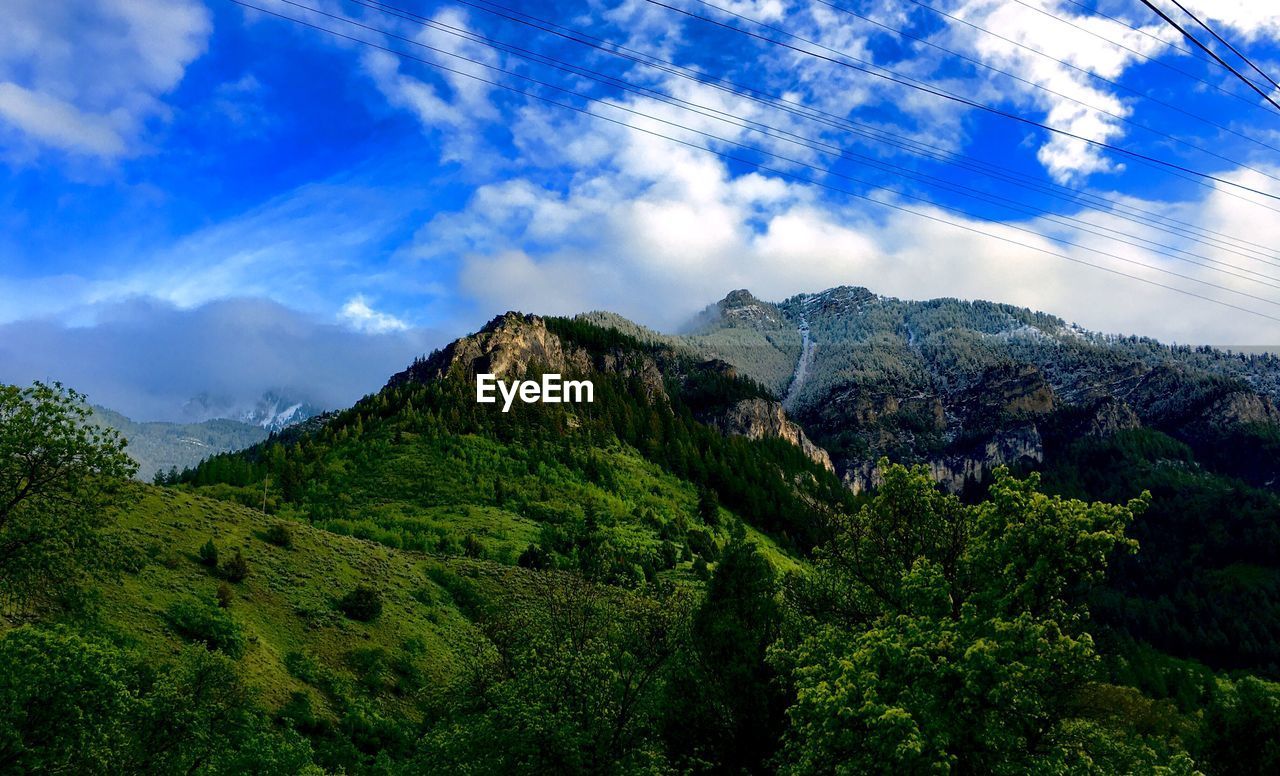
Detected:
[{"left": 4, "top": 308, "right": 1280, "bottom": 773}]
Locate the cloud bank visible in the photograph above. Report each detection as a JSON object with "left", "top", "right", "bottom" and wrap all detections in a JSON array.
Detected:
[{"left": 0, "top": 297, "right": 442, "bottom": 422}]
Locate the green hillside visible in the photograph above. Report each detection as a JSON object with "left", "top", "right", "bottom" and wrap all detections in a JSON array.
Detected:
[{"left": 5, "top": 313, "right": 1280, "bottom": 774}]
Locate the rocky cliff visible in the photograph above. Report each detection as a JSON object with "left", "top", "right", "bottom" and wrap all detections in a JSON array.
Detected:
[{"left": 706, "top": 397, "right": 834, "bottom": 472}]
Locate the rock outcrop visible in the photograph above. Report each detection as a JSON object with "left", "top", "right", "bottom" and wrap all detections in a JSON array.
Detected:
[
  {"left": 708, "top": 398, "right": 835, "bottom": 472},
  {"left": 844, "top": 424, "right": 1043, "bottom": 495}
]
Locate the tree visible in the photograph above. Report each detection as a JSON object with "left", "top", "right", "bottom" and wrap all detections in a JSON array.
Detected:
[
  {"left": 779, "top": 462, "right": 1152, "bottom": 774},
  {"left": 415, "top": 575, "right": 686, "bottom": 773},
  {"left": 0, "top": 626, "right": 318, "bottom": 774},
  {"left": 666, "top": 527, "right": 785, "bottom": 771},
  {"left": 0, "top": 382, "right": 136, "bottom": 614},
  {"left": 198, "top": 539, "right": 219, "bottom": 568},
  {"left": 220, "top": 549, "right": 250, "bottom": 583},
  {"left": 697, "top": 486, "right": 719, "bottom": 526}
]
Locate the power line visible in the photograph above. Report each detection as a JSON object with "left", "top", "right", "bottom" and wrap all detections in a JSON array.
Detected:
[
  {"left": 1137, "top": 0, "right": 1280, "bottom": 112},
  {"left": 646, "top": 0, "right": 1280, "bottom": 200},
  {"left": 225, "top": 0, "right": 1280, "bottom": 323},
  {"left": 350, "top": 0, "right": 1280, "bottom": 264},
  {"left": 816, "top": 0, "right": 1280, "bottom": 158},
  {"left": 1058, "top": 0, "right": 1206, "bottom": 62},
  {"left": 1167, "top": 0, "right": 1280, "bottom": 92},
  {"left": 903, "top": 0, "right": 1276, "bottom": 117},
  {"left": 339, "top": 0, "right": 1280, "bottom": 286}
]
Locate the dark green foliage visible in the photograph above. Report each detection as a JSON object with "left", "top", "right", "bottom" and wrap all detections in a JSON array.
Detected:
[
  {"left": 461, "top": 534, "right": 484, "bottom": 559},
  {"left": 220, "top": 548, "right": 250, "bottom": 583},
  {"left": 198, "top": 538, "right": 219, "bottom": 568},
  {"left": 697, "top": 486, "right": 719, "bottom": 526},
  {"left": 264, "top": 522, "right": 294, "bottom": 548},
  {"left": 216, "top": 583, "right": 234, "bottom": 609},
  {"left": 415, "top": 574, "right": 684, "bottom": 773},
  {"left": 0, "top": 625, "right": 314, "bottom": 774},
  {"left": 1199, "top": 676, "right": 1280, "bottom": 775},
  {"left": 516, "top": 543, "right": 549, "bottom": 569},
  {"left": 165, "top": 597, "right": 247, "bottom": 658},
  {"left": 665, "top": 529, "right": 785, "bottom": 771},
  {"left": 1041, "top": 428, "right": 1280, "bottom": 677},
  {"left": 338, "top": 585, "right": 383, "bottom": 622}
]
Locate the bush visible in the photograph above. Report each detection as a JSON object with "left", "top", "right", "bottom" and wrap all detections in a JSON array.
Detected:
[
  {"left": 264, "top": 523, "right": 294, "bottom": 549},
  {"left": 220, "top": 549, "right": 249, "bottom": 582},
  {"left": 197, "top": 539, "right": 218, "bottom": 568},
  {"left": 215, "top": 583, "right": 234, "bottom": 609},
  {"left": 517, "top": 544, "right": 550, "bottom": 569},
  {"left": 338, "top": 585, "right": 383, "bottom": 621},
  {"left": 165, "top": 598, "right": 246, "bottom": 658}
]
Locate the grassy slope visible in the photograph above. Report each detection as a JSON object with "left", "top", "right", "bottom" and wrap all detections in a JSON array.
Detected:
[
  {"left": 102, "top": 485, "right": 473, "bottom": 716},
  {"left": 96, "top": 425, "right": 806, "bottom": 720}
]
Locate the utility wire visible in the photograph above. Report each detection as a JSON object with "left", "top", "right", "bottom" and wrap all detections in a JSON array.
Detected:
[
  {"left": 903, "top": 0, "right": 1275, "bottom": 117},
  {"left": 1058, "top": 0, "right": 1205, "bottom": 62},
  {"left": 1167, "top": 0, "right": 1280, "bottom": 92},
  {"left": 349, "top": 0, "right": 1280, "bottom": 263},
  {"left": 1137, "top": 0, "right": 1280, "bottom": 112},
  {"left": 342, "top": 0, "right": 1280, "bottom": 286},
  {"left": 817, "top": 0, "right": 1280, "bottom": 157},
  {"left": 226, "top": 0, "right": 1280, "bottom": 322},
  {"left": 648, "top": 0, "right": 1280, "bottom": 200}
]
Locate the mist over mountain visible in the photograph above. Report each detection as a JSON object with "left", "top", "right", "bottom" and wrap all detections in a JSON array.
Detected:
[
  {"left": 89, "top": 406, "right": 269, "bottom": 482},
  {"left": 0, "top": 296, "right": 443, "bottom": 423}
]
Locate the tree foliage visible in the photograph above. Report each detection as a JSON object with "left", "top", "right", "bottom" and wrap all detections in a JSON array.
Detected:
[
  {"left": 779, "top": 461, "right": 1151, "bottom": 773},
  {"left": 0, "top": 382, "right": 136, "bottom": 614}
]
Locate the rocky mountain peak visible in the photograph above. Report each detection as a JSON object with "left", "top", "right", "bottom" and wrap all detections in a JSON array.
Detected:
[
  {"left": 686, "top": 289, "right": 788, "bottom": 333},
  {"left": 389, "top": 312, "right": 592, "bottom": 387}
]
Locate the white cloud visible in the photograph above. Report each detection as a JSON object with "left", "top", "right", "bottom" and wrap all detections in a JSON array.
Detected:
[
  {"left": 1176, "top": 1, "right": 1280, "bottom": 43},
  {"left": 341, "top": 294, "right": 410, "bottom": 332},
  {"left": 415, "top": 100, "right": 1280, "bottom": 345},
  {"left": 0, "top": 0, "right": 210, "bottom": 159}
]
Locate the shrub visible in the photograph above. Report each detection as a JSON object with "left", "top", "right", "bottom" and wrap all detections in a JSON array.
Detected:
[
  {"left": 165, "top": 598, "right": 246, "bottom": 658},
  {"left": 216, "top": 583, "right": 234, "bottom": 609},
  {"left": 264, "top": 523, "right": 293, "bottom": 549},
  {"left": 197, "top": 539, "right": 219, "bottom": 568},
  {"left": 692, "top": 556, "right": 710, "bottom": 581},
  {"left": 462, "top": 534, "right": 485, "bottom": 559},
  {"left": 220, "top": 549, "right": 249, "bottom": 583},
  {"left": 517, "top": 543, "right": 550, "bottom": 569},
  {"left": 338, "top": 585, "right": 383, "bottom": 622}
]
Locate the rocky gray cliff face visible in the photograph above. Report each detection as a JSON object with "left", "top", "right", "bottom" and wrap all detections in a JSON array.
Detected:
[
  {"left": 706, "top": 398, "right": 834, "bottom": 472},
  {"left": 843, "top": 424, "right": 1043, "bottom": 494}
]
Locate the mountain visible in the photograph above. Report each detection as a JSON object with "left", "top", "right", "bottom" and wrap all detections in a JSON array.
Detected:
[
  {"left": 9, "top": 300, "right": 1280, "bottom": 773},
  {"left": 91, "top": 406, "right": 269, "bottom": 481},
  {"left": 679, "top": 286, "right": 1280, "bottom": 493},
  {"left": 666, "top": 287, "right": 1280, "bottom": 676},
  {"left": 181, "top": 389, "right": 323, "bottom": 432}
]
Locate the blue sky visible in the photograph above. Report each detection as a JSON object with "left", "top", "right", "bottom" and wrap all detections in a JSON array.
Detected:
[{"left": 4, "top": 0, "right": 1280, "bottom": 418}]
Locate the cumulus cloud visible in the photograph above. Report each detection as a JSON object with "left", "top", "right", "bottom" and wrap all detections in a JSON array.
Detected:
[
  {"left": 0, "top": 0, "right": 210, "bottom": 159},
  {"left": 341, "top": 295, "right": 410, "bottom": 333},
  {"left": 0, "top": 297, "right": 443, "bottom": 422},
  {"left": 413, "top": 98, "right": 1280, "bottom": 345}
]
